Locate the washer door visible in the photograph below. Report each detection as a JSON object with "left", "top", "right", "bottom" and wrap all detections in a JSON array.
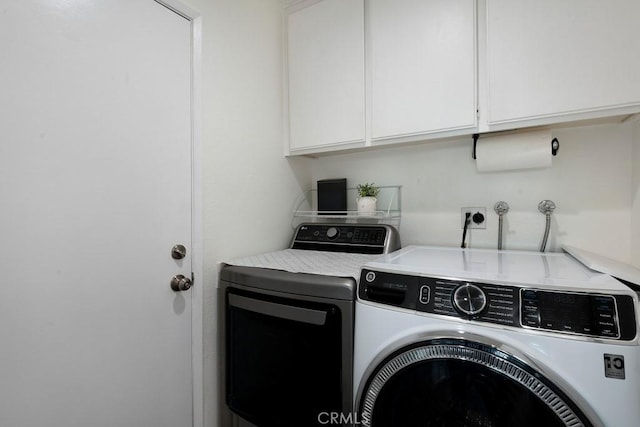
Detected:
[{"left": 358, "top": 338, "right": 594, "bottom": 427}]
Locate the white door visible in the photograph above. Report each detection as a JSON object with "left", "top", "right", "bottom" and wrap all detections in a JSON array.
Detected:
[{"left": 0, "top": 1, "right": 194, "bottom": 426}]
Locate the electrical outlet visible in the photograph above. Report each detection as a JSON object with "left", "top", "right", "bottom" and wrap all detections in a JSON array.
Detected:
[{"left": 461, "top": 207, "right": 487, "bottom": 229}]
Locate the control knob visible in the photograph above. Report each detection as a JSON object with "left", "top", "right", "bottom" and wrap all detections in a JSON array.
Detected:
[
  {"left": 453, "top": 283, "right": 487, "bottom": 316},
  {"left": 326, "top": 227, "right": 339, "bottom": 240}
]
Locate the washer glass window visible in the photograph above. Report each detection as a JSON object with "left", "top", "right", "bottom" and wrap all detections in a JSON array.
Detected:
[{"left": 359, "top": 339, "right": 593, "bottom": 427}]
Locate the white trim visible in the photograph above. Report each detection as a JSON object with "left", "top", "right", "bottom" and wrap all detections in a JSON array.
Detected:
[
  {"left": 622, "top": 113, "right": 640, "bottom": 124},
  {"left": 155, "top": 0, "right": 200, "bottom": 20},
  {"left": 282, "top": 4, "right": 291, "bottom": 156},
  {"left": 486, "top": 104, "right": 640, "bottom": 131},
  {"left": 190, "top": 15, "right": 205, "bottom": 427},
  {"left": 154, "top": 2, "right": 204, "bottom": 427},
  {"left": 284, "top": 0, "right": 323, "bottom": 14},
  {"left": 363, "top": 0, "right": 372, "bottom": 147}
]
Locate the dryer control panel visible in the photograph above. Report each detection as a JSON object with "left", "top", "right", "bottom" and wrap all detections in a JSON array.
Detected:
[
  {"left": 359, "top": 270, "right": 637, "bottom": 340},
  {"left": 291, "top": 223, "right": 401, "bottom": 254}
]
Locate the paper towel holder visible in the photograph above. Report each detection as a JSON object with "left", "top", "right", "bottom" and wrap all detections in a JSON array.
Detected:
[{"left": 472, "top": 133, "right": 560, "bottom": 159}]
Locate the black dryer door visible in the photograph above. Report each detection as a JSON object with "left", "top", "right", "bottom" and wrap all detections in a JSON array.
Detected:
[{"left": 358, "top": 338, "right": 594, "bottom": 427}]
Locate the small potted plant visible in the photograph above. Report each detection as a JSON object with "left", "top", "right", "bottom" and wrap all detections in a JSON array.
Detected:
[{"left": 356, "top": 182, "right": 380, "bottom": 216}]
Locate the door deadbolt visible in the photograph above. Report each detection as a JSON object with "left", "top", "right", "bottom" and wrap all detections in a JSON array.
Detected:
[
  {"left": 171, "top": 244, "right": 187, "bottom": 260},
  {"left": 171, "top": 274, "right": 192, "bottom": 292}
]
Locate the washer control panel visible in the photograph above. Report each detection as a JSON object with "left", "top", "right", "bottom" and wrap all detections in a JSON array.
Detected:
[
  {"left": 416, "top": 277, "right": 519, "bottom": 328},
  {"left": 521, "top": 289, "right": 621, "bottom": 338},
  {"left": 359, "top": 269, "right": 637, "bottom": 340}
]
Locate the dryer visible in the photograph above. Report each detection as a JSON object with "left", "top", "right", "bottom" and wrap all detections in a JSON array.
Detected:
[
  {"left": 354, "top": 245, "right": 640, "bottom": 427},
  {"left": 219, "top": 223, "right": 400, "bottom": 427}
]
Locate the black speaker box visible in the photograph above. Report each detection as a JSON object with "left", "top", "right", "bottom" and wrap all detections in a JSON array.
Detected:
[{"left": 317, "top": 178, "right": 347, "bottom": 215}]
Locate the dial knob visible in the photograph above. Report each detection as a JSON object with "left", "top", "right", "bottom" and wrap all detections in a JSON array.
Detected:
[
  {"left": 326, "top": 227, "right": 339, "bottom": 240},
  {"left": 453, "top": 283, "right": 486, "bottom": 316}
]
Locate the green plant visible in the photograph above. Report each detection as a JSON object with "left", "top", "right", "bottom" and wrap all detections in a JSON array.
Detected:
[{"left": 357, "top": 182, "right": 380, "bottom": 198}]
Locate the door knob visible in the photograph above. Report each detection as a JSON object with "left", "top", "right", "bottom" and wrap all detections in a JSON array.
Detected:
[
  {"left": 171, "top": 244, "right": 187, "bottom": 260},
  {"left": 171, "top": 274, "right": 192, "bottom": 292}
]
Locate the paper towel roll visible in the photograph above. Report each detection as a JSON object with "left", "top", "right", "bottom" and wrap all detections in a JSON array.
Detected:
[{"left": 475, "top": 130, "right": 553, "bottom": 172}]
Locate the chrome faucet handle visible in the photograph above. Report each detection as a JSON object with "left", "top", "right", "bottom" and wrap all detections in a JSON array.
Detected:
[
  {"left": 494, "top": 201, "right": 510, "bottom": 216},
  {"left": 538, "top": 200, "right": 556, "bottom": 215}
]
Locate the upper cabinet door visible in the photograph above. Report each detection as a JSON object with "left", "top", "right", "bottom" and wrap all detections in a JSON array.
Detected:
[
  {"left": 487, "top": 0, "right": 640, "bottom": 126},
  {"left": 369, "top": 0, "right": 477, "bottom": 142},
  {"left": 287, "top": 0, "right": 365, "bottom": 153}
]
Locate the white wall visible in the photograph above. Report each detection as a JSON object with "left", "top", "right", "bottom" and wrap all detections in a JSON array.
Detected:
[
  {"left": 632, "top": 118, "right": 640, "bottom": 268},
  {"left": 179, "top": 1, "right": 311, "bottom": 426},
  {"left": 176, "top": 2, "right": 640, "bottom": 425},
  {"left": 312, "top": 122, "right": 634, "bottom": 263}
]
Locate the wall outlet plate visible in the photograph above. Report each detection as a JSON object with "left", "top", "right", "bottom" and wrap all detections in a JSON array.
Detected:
[{"left": 461, "top": 207, "right": 487, "bottom": 229}]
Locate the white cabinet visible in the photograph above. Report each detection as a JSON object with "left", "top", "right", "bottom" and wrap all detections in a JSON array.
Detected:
[
  {"left": 369, "top": 0, "right": 477, "bottom": 142},
  {"left": 486, "top": 0, "right": 640, "bottom": 127},
  {"left": 285, "top": 0, "right": 640, "bottom": 156},
  {"left": 286, "top": 0, "right": 365, "bottom": 153},
  {"left": 285, "top": 0, "right": 476, "bottom": 155}
]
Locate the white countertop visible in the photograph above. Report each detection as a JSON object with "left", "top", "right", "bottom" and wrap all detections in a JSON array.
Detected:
[{"left": 364, "top": 245, "right": 632, "bottom": 293}]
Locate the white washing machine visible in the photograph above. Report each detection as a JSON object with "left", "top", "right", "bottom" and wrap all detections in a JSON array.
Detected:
[{"left": 354, "top": 245, "right": 640, "bottom": 427}]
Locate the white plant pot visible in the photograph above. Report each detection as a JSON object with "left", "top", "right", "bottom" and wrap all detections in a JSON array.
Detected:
[{"left": 357, "top": 196, "right": 377, "bottom": 216}]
